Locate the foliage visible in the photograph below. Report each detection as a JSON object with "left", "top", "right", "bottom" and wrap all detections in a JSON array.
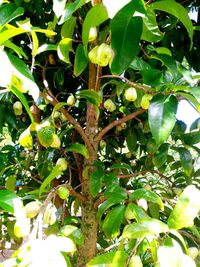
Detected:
[{"left": 0, "top": 0, "right": 199, "bottom": 266}]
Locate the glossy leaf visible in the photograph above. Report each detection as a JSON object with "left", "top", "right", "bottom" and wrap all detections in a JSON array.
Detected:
[
  {"left": 61, "top": 16, "right": 77, "bottom": 39},
  {"left": 126, "top": 129, "right": 137, "bottom": 153},
  {"left": 130, "top": 189, "right": 164, "bottom": 210},
  {"left": 182, "top": 130, "right": 200, "bottom": 146},
  {"left": 125, "top": 203, "right": 148, "bottom": 221},
  {"left": 74, "top": 44, "right": 88, "bottom": 77},
  {"left": 0, "top": 190, "right": 21, "bottom": 214},
  {"left": 153, "top": 143, "right": 170, "bottom": 168},
  {"left": 178, "top": 147, "right": 193, "bottom": 177},
  {"left": 60, "top": 225, "right": 84, "bottom": 245},
  {"left": 149, "top": 95, "right": 178, "bottom": 144},
  {"left": 66, "top": 143, "right": 89, "bottom": 159},
  {"left": 150, "top": 0, "right": 193, "bottom": 47},
  {"left": 0, "top": 27, "right": 28, "bottom": 44},
  {"left": 111, "top": 0, "right": 146, "bottom": 74},
  {"left": 0, "top": 3, "right": 24, "bottom": 26},
  {"left": 102, "top": 205, "right": 125, "bottom": 238},
  {"left": 31, "top": 31, "right": 39, "bottom": 57},
  {"left": 77, "top": 89, "right": 102, "bottom": 106},
  {"left": 168, "top": 185, "right": 200, "bottom": 229},
  {"left": 123, "top": 218, "right": 169, "bottom": 239},
  {"left": 36, "top": 44, "right": 57, "bottom": 55},
  {"left": 142, "top": 8, "right": 164, "bottom": 42},
  {"left": 57, "top": 38, "right": 72, "bottom": 64},
  {"left": 177, "top": 91, "right": 200, "bottom": 112},
  {"left": 39, "top": 166, "right": 63, "bottom": 195},
  {"left": 89, "top": 168, "right": 104, "bottom": 197},
  {"left": 110, "top": 162, "right": 133, "bottom": 173},
  {"left": 82, "top": 4, "right": 108, "bottom": 53},
  {"left": 88, "top": 251, "right": 128, "bottom": 266},
  {"left": 105, "top": 184, "right": 127, "bottom": 204},
  {"left": 3, "top": 40, "right": 27, "bottom": 59},
  {"left": 97, "top": 201, "right": 116, "bottom": 223}
]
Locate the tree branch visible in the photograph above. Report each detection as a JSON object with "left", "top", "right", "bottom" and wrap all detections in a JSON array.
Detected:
[
  {"left": 41, "top": 92, "right": 94, "bottom": 156},
  {"left": 95, "top": 108, "right": 145, "bottom": 143}
]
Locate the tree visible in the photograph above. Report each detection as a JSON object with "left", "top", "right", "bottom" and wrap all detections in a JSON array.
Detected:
[{"left": 0, "top": 0, "right": 200, "bottom": 266}]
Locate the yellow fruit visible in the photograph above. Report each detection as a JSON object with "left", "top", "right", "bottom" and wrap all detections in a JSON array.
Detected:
[
  {"left": 96, "top": 43, "right": 113, "bottom": 67},
  {"left": 67, "top": 94, "right": 75, "bottom": 106},
  {"left": 104, "top": 99, "right": 116, "bottom": 112},
  {"left": 25, "top": 201, "right": 41, "bottom": 219},
  {"left": 50, "top": 134, "right": 61, "bottom": 149},
  {"left": 56, "top": 158, "right": 68, "bottom": 171},
  {"left": 14, "top": 219, "right": 30, "bottom": 238},
  {"left": 53, "top": 111, "right": 61, "bottom": 119},
  {"left": 13, "top": 101, "right": 23, "bottom": 116},
  {"left": 88, "top": 45, "right": 99, "bottom": 64},
  {"left": 88, "top": 27, "right": 97, "bottom": 42},
  {"left": 57, "top": 186, "right": 70, "bottom": 200},
  {"left": 140, "top": 94, "right": 153, "bottom": 109},
  {"left": 18, "top": 128, "right": 33, "bottom": 150},
  {"left": 43, "top": 204, "right": 57, "bottom": 225},
  {"left": 124, "top": 87, "right": 137, "bottom": 102},
  {"left": 36, "top": 123, "right": 55, "bottom": 147}
]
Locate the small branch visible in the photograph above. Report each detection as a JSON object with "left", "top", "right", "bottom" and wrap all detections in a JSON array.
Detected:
[
  {"left": 100, "top": 75, "right": 151, "bottom": 93},
  {"left": 40, "top": 92, "right": 94, "bottom": 156},
  {"left": 179, "top": 230, "right": 200, "bottom": 245},
  {"left": 96, "top": 108, "right": 145, "bottom": 143},
  {"left": 95, "top": 65, "right": 102, "bottom": 91}
]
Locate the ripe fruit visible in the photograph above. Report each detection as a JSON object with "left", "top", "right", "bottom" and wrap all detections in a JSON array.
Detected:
[
  {"left": 50, "top": 134, "right": 61, "bottom": 149},
  {"left": 13, "top": 101, "right": 23, "bottom": 116},
  {"left": 14, "top": 219, "right": 30, "bottom": 238},
  {"left": 88, "top": 45, "right": 99, "bottom": 64},
  {"left": 140, "top": 94, "right": 153, "bottom": 109},
  {"left": 124, "top": 87, "right": 137, "bottom": 102},
  {"left": 43, "top": 204, "right": 57, "bottom": 225},
  {"left": 103, "top": 99, "right": 116, "bottom": 112},
  {"left": 18, "top": 129, "right": 33, "bottom": 150},
  {"left": 67, "top": 94, "right": 75, "bottom": 106},
  {"left": 25, "top": 201, "right": 41, "bottom": 219},
  {"left": 188, "top": 247, "right": 199, "bottom": 259},
  {"left": 56, "top": 158, "right": 68, "bottom": 171},
  {"left": 57, "top": 186, "right": 70, "bottom": 200},
  {"left": 88, "top": 43, "right": 113, "bottom": 67},
  {"left": 88, "top": 27, "right": 97, "bottom": 42}
]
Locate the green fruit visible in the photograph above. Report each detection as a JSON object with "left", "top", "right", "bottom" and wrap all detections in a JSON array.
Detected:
[
  {"left": 18, "top": 128, "right": 33, "bottom": 150},
  {"left": 60, "top": 113, "right": 68, "bottom": 122},
  {"left": 53, "top": 111, "right": 61, "bottom": 119},
  {"left": 120, "top": 122, "right": 127, "bottom": 129},
  {"left": 88, "top": 27, "right": 97, "bottom": 42},
  {"left": 99, "top": 140, "right": 106, "bottom": 148},
  {"left": 56, "top": 158, "right": 68, "bottom": 171},
  {"left": 188, "top": 247, "right": 199, "bottom": 259},
  {"left": 124, "top": 87, "right": 137, "bottom": 102},
  {"left": 140, "top": 94, "right": 153, "bottom": 109},
  {"left": 43, "top": 204, "right": 57, "bottom": 225},
  {"left": 57, "top": 186, "right": 70, "bottom": 200},
  {"left": 88, "top": 45, "right": 99, "bottom": 64},
  {"left": 25, "top": 201, "right": 41, "bottom": 219},
  {"left": 67, "top": 94, "right": 75, "bottom": 106},
  {"left": 36, "top": 123, "right": 55, "bottom": 147},
  {"left": 104, "top": 99, "right": 116, "bottom": 112},
  {"left": 125, "top": 152, "right": 132, "bottom": 159},
  {"left": 96, "top": 43, "right": 113, "bottom": 67},
  {"left": 144, "top": 184, "right": 152, "bottom": 191},
  {"left": 14, "top": 219, "right": 30, "bottom": 238},
  {"left": 13, "top": 101, "right": 23, "bottom": 116},
  {"left": 50, "top": 134, "right": 61, "bottom": 149}
]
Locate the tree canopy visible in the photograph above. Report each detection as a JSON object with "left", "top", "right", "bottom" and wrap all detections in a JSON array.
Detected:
[{"left": 0, "top": 0, "right": 200, "bottom": 266}]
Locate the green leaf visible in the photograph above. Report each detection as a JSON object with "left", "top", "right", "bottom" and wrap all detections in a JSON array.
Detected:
[
  {"left": 77, "top": 90, "right": 102, "bottom": 106},
  {"left": 142, "top": 8, "right": 164, "bottom": 42},
  {"left": 89, "top": 169, "right": 104, "bottom": 198},
  {"left": 177, "top": 147, "right": 193, "bottom": 177},
  {"left": 39, "top": 165, "right": 63, "bottom": 196},
  {"left": 177, "top": 91, "right": 200, "bottom": 112},
  {"left": 0, "top": 190, "right": 21, "bottom": 214},
  {"left": 0, "top": 3, "right": 24, "bottom": 26},
  {"left": 60, "top": 225, "right": 84, "bottom": 245},
  {"left": 130, "top": 189, "right": 164, "bottom": 210},
  {"left": 0, "top": 27, "right": 28, "bottom": 44},
  {"left": 109, "top": 162, "right": 133, "bottom": 173},
  {"left": 150, "top": 0, "right": 193, "bottom": 48},
  {"left": 130, "top": 56, "right": 151, "bottom": 71},
  {"left": 182, "top": 130, "right": 200, "bottom": 146},
  {"left": 82, "top": 4, "right": 108, "bottom": 53},
  {"left": 36, "top": 44, "right": 57, "bottom": 55},
  {"left": 125, "top": 203, "right": 148, "bottom": 221},
  {"left": 105, "top": 184, "right": 127, "bottom": 204},
  {"left": 148, "top": 95, "right": 178, "bottom": 144},
  {"left": 57, "top": 38, "right": 72, "bottom": 64},
  {"left": 3, "top": 40, "right": 27, "bottom": 59},
  {"left": 97, "top": 201, "right": 116, "bottom": 223},
  {"left": 102, "top": 205, "right": 125, "bottom": 239},
  {"left": 153, "top": 143, "right": 170, "bottom": 168},
  {"left": 31, "top": 31, "right": 39, "bottom": 57},
  {"left": 126, "top": 129, "right": 137, "bottom": 153},
  {"left": 123, "top": 218, "right": 169, "bottom": 239},
  {"left": 111, "top": 0, "right": 146, "bottom": 74},
  {"left": 151, "top": 53, "right": 177, "bottom": 73},
  {"left": 74, "top": 44, "right": 88, "bottom": 77},
  {"left": 61, "top": 16, "right": 77, "bottom": 39},
  {"left": 88, "top": 251, "right": 128, "bottom": 267},
  {"left": 66, "top": 143, "right": 89, "bottom": 159},
  {"left": 51, "top": 102, "right": 68, "bottom": 126},
  {"left": 168, "top": 185, "right": 200, "bottom": 229}
]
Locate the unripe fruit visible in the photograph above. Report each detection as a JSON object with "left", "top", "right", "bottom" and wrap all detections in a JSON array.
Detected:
[
  {"left": 100, "top": 140, "right": 106, "bottom": 148},
  {"left": 13, "top": 101, "right": 23, "bottom": 116},
  {"left": 88, "top": 46, "right": 99, "bottom": 64},
  {"left": 96, "top": 43, "right": 113, "bottom": 67},
  {"left": 67, "top": 94, "right": 75, "bottom": 106},
  {"left": 43, "top": 204, "right": 57, "bottom": 225},
  {"left": 36, "top": 124, "right": 55, "bottom": 147},
  {"left": 14, "top": 219, "right": 30, "bottom": 238},
  {"left": 104, "top": 99, "right": 116, "bottom": 112},
  {"left": 57, "top": 186, "right": 70, "bottom": 200},
  {"left": 125, "top": 152, "right": 132, "bottom": 159},
  {"left": 60, "top": 113, "right": 68, "bottom": 122},
  {"left": 50, "top": 134, "right": 61, "bottom": 149},
  {"left": 25, "top": 201, "right": 41, "bottom": 219},
  {"left": 116, "top": 125, "right": 123, "bottom": 132},
  {"left": 144, "top": 184, "right": 152, "bottom": 191},
  {"left": 124, "top": 87, "right": 137, "bottom": 102},
  {"left": 56, "top": 158, "right": 68, "bottom": 171},
  {"left": 140, "top": 94, "right": 153, "bottom": 109},
  {"left": 121, "top": 122, "right": 127, "bottom": 129},
  {"left": 88, "top": 27, "right": 97, "bottom": 42},
  {"left": 53, "top": 111, "right": 61, "bottom": 119},
  {"left": 188, "top": 247, "right": 199, "bottom": 259}
]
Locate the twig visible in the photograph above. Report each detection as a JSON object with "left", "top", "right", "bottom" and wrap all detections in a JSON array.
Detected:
[{"left": 95, "top": 108, "right": 145, "bottom": 143}]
